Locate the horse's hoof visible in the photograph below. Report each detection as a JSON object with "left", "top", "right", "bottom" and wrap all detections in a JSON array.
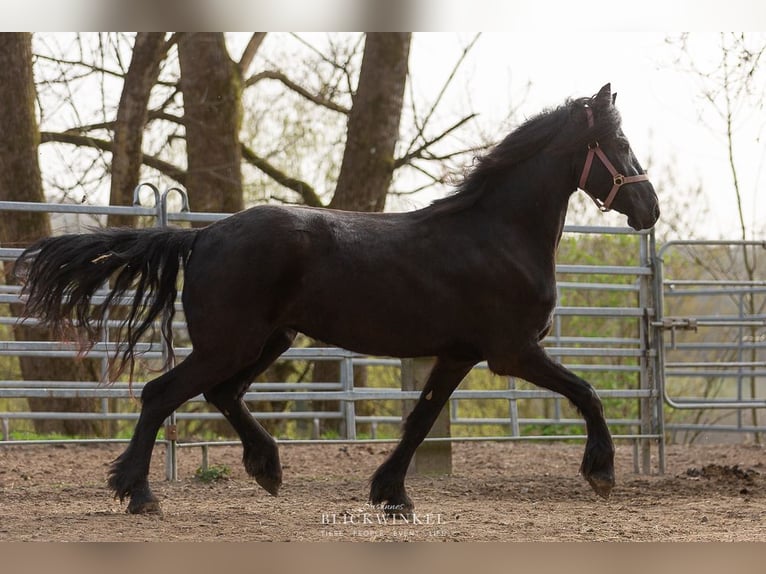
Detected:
[
  {"left": 255, "top": 474, "right": 281, "bottom": 496},
  {"left": 127, "top": 499, "right": 163, "bottom": 516},
  {"left": 244, "top": 449, "right": 282, "bottom": 496},
  {"left": 585, "top": 472, "right": 615, "bottom": 500}
]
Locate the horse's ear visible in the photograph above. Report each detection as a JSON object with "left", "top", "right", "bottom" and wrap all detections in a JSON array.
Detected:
[
  {"left": 594, "top": 83, "right": 612, "bottom": 106},
  {"left": 612, "top": 92, "right": 617, "bottom": 105}
]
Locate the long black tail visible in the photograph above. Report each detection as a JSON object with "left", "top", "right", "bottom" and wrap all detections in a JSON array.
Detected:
[{"left": 14, "top": 227, "right": 199, "bottom": 380}]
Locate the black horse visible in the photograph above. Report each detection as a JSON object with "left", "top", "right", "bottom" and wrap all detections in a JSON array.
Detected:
[{"left": 16, "top": 84, "right": 659, "bottom": 515}]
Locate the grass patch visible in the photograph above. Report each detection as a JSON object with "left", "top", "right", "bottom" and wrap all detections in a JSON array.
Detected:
[{"left": 194, "top": 464, "right": 231, "bottom": 483}]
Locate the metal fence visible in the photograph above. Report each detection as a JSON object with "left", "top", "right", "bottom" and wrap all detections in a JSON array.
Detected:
[
  {"left": 1, "top": 189, "right": 664, "bottom": 479},
  {"left": 654, "top": 240, "right": 766, "bottom": 443}
]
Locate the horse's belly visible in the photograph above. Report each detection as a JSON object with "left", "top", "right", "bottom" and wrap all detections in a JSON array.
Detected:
[{"left": 294, "top": 304, "right": 446, "bottom": 358}]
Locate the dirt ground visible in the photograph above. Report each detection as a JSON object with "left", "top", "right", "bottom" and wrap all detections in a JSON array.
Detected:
[{"left": 0, "top": 440, "right": 763, "bottom": 541}]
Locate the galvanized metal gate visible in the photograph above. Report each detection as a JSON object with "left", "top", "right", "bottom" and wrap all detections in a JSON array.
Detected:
[{"left": 653, "top": 240, "right": 766, "bottom": 444}]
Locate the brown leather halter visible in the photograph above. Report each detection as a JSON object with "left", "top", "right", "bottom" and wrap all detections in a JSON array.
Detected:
[{"left": 578, "top": 106, "right": 650, "bottom": 212}]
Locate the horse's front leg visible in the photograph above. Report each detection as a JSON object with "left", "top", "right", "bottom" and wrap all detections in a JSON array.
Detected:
[
  {"left": 490, "top": 344, "right": 615, "bottom": 499},
  {"left": 369, "top": 357, "right": 475, "bottom": 515}
]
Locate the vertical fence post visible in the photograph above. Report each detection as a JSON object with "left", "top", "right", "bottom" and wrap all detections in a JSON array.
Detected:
[
  {"left": 132, "top": 183, "right": 178, "bottom": 481},
  {"left": 644, "top": 229, "right": 666, "bottom": 474},
  {"left": 401, "top": 357, "right": 451, "bottom": 475},
  {"left": 159, "top": 187, "right": 191, "bottom": 481},
  {"left": 651, "top": 233, "right": 667, "bottom": 474},
  {"left": 639, "top": 232, "right": 653, "bottom": 474},
  {"left": 136, "top": 184, "right": 185, "bottom": 482},
  {"left": 160, "top": 191, "right": 177, "bottom": 482},
  {"left": 340, "top": 355, "right": 356, "bottom": 440},
  {"left": 507, "top": 376, "right": 520, "bottom": 437}
]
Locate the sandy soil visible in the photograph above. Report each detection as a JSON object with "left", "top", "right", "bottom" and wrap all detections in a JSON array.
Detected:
[{"left": 0, "top": 440, "right": 763, "bottom": 541}]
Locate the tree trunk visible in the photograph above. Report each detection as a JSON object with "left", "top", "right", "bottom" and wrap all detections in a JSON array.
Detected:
[
  {"left": 330, "top": 33, "right": 411, "bottom": 211},
  {"left": 0, "top": 33, "right": 104, "bottom": 436},
  {"left": 314, "top": 33, "right": 412, "bottom": 436},
  {"left": 178, "top": 33, "right": 244, "bottom": 218},
  {"left": 108, "top": 32, "right": 168, "bottom": 228}
]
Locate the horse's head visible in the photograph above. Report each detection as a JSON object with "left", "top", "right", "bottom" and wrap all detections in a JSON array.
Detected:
[{"left": 577, "top": 83, "right": 659, "bottom": 230}]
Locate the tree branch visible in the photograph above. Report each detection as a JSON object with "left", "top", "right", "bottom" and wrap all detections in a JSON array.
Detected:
[
  {"left": 239, "top": 32, "right": 267, "bottom": 76},
  {"left": 245, "top": 70, "right": 350, "bottom": 114},
  {"left": 33, "top": 52, "right": 125, "bottom": 80},
  {"left": 240, "top": 143, "right": 324, "bottom": 207},
  {"left": 63, "top": 120, "right": 115, "bottom": 133},
  {"left": 404, "top": 33, "right": 481, "bottom": 158},
  {"left": 45, "top": 114, "right": 326, "bottom": 209},
  {"left": 148, "top": 110, "right": 185, "bottom": 125},
  {"left": 394, "top": 113, "right": 477, "bottom": 168},
  {"left": 40, "top": 131, "right": 186, "bottom": 185}
]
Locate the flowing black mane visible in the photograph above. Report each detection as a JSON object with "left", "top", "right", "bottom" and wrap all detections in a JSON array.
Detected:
[{"left": 429, "top": 96, "right": 623, "bottom": 214}]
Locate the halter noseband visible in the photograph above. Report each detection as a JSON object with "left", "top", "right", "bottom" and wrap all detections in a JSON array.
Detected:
[{"left": 578, "top": 107, "right": 649, "bottom": 212}]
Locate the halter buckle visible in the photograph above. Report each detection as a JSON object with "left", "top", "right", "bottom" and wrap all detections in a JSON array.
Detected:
[{"left": 613, "top": 174, "right": 624, "bottom": 186}]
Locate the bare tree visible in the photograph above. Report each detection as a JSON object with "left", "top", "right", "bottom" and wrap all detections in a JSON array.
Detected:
[
  {"left": 108, "top": 32, "right": 170, "bottom": 227},
  {"left": 178, "top": 32, "right": 244, "bottom": 216},
  {"left": 0, "top": 33, "right": 103, "bottom": 435},
  {"left": 671, "top": 32, "right": 766, "bottom": 442},
  {"left": 330, "top": 33, "right": 411, "bottom": 211}
]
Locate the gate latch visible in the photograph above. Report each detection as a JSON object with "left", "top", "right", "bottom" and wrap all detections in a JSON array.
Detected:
[
  {"left": 164, "top": 423, "right": 178, "bottom": 441},
  {"left": 659, "top": 317, "right": 698, "bottom": 348}
]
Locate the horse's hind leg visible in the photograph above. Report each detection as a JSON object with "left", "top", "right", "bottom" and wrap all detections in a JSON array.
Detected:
[
  {"left": 370, "top": 357, "right": 474, "bottom": 514},
  {"left": 109, "top": 352, "right": 247, "bottom": 514},
  {"left": 203, "top": 329, "right": 296, "bottom": 496},
  {"left": 108, "top": 366, "right": 180, "bottom": 515},
  {"left": 493, "top": 344, "right": 615, "bottom": 499}
]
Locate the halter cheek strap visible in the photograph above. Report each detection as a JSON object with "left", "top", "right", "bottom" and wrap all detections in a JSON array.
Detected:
[{"left": 579, "top": 107, "right": 650, "bottom": 212}]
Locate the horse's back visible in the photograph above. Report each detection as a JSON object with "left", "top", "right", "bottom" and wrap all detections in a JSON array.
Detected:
[{"left": 180, "top": 202, "right": 555, "bottom": 360}]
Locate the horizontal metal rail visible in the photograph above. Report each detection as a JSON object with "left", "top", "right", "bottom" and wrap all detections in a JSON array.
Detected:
[
  {"left": 665, "top": 361, "right": 766, "bottom": 369},
  {"left": 664, "top": 279, "right": 766, "bottom": 287},
  {"left": 665, "top": 369, "right": 766, "bottom": 378},
  {"left": 557, "top": 264, "right": 652, "bottom": 276},
  {"left": 557, "top": 281, "right": 640, "bottom": 292},
  {"left": 657, "top": 238, "right": 766, "bottom": 258},
  {"left": 653, "top": 317, "right": 766, "bottom": 328},
  {"left": 667, "top": 342, "right": 766, "bottom": 351},
  {"left": 0, "top": 202, "right": 651, "bottom": 233},
  {"left": 664, "top": 397, "right": 766, "bottom": 408},
  {"left": 0, "top": 386, "right": 656, "bottom": 401},
  {"left": 0, "top": 341, "right": 649, "bottom": 360},
  {"left": 665, "top": 423, "right": 766, "bottom": 433}
]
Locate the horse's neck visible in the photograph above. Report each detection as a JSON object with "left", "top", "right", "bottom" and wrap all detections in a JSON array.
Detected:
[{"left": 476, "top": 166, "right": 575, "bottom": 255}]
